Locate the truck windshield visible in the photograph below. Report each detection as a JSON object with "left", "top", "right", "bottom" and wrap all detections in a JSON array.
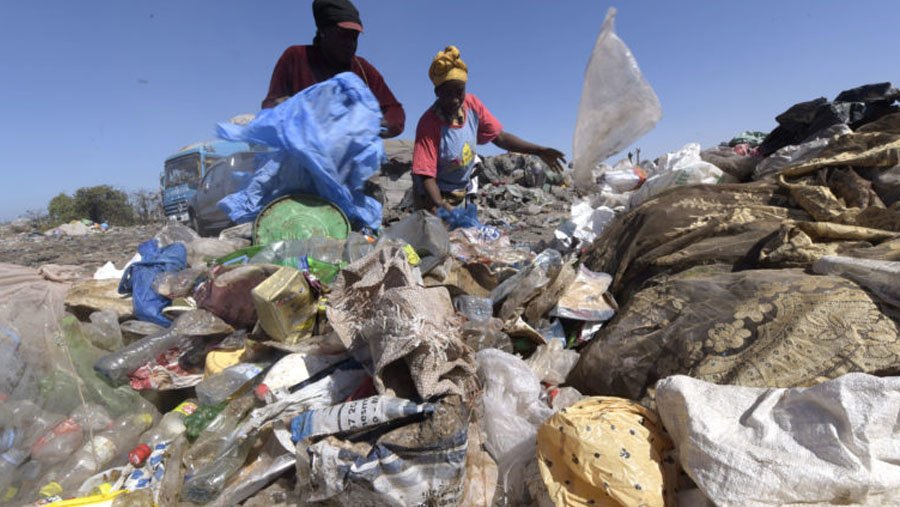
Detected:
[{"left": 164, "top": 154, "right": 201, "bottom": 187}]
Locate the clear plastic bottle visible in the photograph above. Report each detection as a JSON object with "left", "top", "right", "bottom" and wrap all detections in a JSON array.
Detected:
[
  {"left": 155, "top": 435, "right": 187, "bottom": 507},
  {"left": 30, "top": 404, "right": 112, "bottom": 466},
  {"left": 38, "top": 412, "right": 154, "bottom": 498},
  {"left": 0, "top": 449, "right": 27, "bottom": 498},
  {"left": 6, "top": 400, "right": 64, "bottom": 452},
  {"left": 182, "top": 393, "right": 256, "bottom": 476},
  {"left": 2, "top": 459, "right": 42, "bottom": 506},
  {"left": 0, "top": 325, "right": 26, "bottom": 397},
  {"left": 195, "top": 364, "right": 265, "bottom": 406},
  {"left": 127, "top": 400, "right": 196, "bottom": 466},
  {"left": 181, "top": 435, "right": 255, "bottom": 504}
]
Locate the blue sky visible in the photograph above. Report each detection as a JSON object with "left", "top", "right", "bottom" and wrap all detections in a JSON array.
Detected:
[{"left": 1, "top": 1, "right": 898, "bottom": 221}]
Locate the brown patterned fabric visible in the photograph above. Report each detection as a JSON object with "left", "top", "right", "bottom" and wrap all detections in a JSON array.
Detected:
[
  {"left": 569, "top": 266, "right": 900, "bottom": 399},
  {"left": 572, "top": 119, "right": 900, "bottom": 398}
]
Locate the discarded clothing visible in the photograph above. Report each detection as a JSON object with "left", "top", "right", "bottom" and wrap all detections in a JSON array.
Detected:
[{"left": 118, "top": 239, "right": 187, "bottom": 328}]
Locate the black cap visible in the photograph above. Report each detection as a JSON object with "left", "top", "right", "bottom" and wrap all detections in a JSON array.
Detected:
[{"left": 312, "top": 0, "right": 363, "bottom": 32}]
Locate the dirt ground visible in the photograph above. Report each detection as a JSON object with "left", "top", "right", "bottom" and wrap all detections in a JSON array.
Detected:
[{"left": 0, "top": 223, "right": 160, "bottom": 273}]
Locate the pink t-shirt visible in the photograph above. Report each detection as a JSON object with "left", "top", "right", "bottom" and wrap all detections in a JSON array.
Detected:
[{"left": 412, "top": 94, "right": 503, "bottom": 191}]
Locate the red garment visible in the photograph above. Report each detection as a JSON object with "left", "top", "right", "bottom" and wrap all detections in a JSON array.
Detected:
[
  {"left": 412, "top": 94, "right": 503, "bottom": 180},
  {"left": 262, "top": 45, "right": 406, "bottom": 137}
]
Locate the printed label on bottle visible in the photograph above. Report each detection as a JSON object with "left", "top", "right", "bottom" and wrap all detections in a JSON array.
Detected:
[{"left": 174, "top": 401, "right": 198, "bottom": 417}]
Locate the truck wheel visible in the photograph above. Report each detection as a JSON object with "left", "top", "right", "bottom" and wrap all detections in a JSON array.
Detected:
[{"left": 189, "top": 212, "right": 206, "bottom": 237}]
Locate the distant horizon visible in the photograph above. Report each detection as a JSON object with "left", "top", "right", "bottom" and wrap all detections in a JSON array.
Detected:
[{"left": 2, "top": 1, "right": 897, "bottom": 220}]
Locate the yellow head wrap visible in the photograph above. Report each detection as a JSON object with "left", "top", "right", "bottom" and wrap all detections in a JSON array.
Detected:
[{"left": 429, "top": 46, "right": 468, "bottom": 87}]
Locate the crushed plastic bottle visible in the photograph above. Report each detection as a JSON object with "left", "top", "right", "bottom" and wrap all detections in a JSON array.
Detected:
[
  {"left": 182, "top": 434, "right": 256, "bottom": 503},
  {"left": 195, "top": 363, "right": 267, "bottom": 407}
]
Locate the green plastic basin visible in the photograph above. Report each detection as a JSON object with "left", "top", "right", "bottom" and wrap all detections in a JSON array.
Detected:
[{"left": 253, "top": 194, "right": 350, "bottom": 245}]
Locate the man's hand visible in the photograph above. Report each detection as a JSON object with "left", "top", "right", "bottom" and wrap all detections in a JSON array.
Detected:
[
  {"left": 273, "top": 96, "right": 290, "bottom": 106},
  {"left": 537, "top": 147, "right": 566, "bottom": 173}
]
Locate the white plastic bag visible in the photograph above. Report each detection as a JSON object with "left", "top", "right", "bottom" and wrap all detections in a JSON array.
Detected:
[
  {"left": 573, "top": 7, "right": 662, "bottom": 192},
  {"left": 554, "top": 200, "right": 617, "bottom": 247},
  {"left": 629, "top": 143, "right": 724, "bottom": 208},
  {"left": 476, "top": 349, "right": 554, "bottom": 504}
]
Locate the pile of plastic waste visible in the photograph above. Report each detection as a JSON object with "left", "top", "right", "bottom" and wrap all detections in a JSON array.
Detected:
[{"left": 2, "top": 4, "right": 900, "bottom": 503}]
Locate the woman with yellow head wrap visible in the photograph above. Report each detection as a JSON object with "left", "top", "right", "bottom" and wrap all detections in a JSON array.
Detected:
[{"left": 412, "top": 45, "right": 566, "bottom": 213}]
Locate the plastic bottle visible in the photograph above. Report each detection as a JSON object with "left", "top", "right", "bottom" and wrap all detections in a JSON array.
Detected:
[
  {"left": 31, "top": 404, "right": 112, "bottom": 465},
  {"left": 127, "top": 400, "right": 197, "bottom": 466},
  {"left": 93, "top": 310, "right": 232, "bottom": 387},
  {"left": 182, "top": 393, "right": 256, "bottom": 475},
  {"left": 5, "top": 400, "right": 64, "bottom": 452},
  {"left": 184, "top": 403, "right": 227, "bottom": 441},
  {"left": 38, "top": 412, "right": 154, "bottom": 497},
  {"left": 195, "top": 363, "right": 266, "bottom": 406},
  {"left": 2, "top": 459, "right": 42, "bottom": 505},
  {"left": 60, "top": 316, "right": 154, "bottom": 418},
  {"left": 83, "top": 310, "right": 124, "bottom": 352},
  {"left": 155, "top": 435, "right": 187, "bottom": 507},
  {"left": 0, "top": 449, "right": 27, "bottom": 498},
  {"left": 0, "top": 325, "right": 25, "bottom": 397},
  {"left": 181, "top": 435, "right": 256, "bottom": 504}
]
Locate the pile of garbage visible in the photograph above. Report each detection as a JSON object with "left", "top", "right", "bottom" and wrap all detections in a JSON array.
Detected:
[
  {"left": 3, "top": 75, "right": 900, "bottom": 505},
  {"left": 44, "top": 220, "right": 111, "bottom": 238},
  {"left": 4, "top": 13, "right": 900, "bottom": 499}
]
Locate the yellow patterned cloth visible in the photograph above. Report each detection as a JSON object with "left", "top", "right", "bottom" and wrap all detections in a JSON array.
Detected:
[
  {"left": 429, "top": 45, "right": 468, "bottom": 87},
  {"left": 536, "top": 397, "right": 678, "bottom": 507}
]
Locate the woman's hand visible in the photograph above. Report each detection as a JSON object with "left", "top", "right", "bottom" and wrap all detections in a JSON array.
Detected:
[{"left": 537, "top": 147, "right": 566, "bottom": 173}]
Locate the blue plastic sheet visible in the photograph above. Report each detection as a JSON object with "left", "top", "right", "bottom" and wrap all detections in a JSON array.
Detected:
[
  {"left": 118, "top": 239, "right": 187, "bottom": 327},
  {"left": 217, "top": 72, "right": 385, "bottom": 231},
  {"left": 436, "top": 203, "right": 482, "bottom": 230}
]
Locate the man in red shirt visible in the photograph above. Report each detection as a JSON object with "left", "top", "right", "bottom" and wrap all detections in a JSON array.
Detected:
[{"left": 261, "top": 0, "right": 406, "bottom": 139}]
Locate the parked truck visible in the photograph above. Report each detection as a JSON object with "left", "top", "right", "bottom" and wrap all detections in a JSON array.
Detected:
[{"left": 160, "top": 140, "right": 252, "bottom": 224}]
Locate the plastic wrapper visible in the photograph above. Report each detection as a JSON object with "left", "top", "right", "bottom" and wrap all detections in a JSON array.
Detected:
[
  {"left": 117, "top": 239, "right": 187, "bottom": 328},
  {"left": 525, "top": 340, "right": 580, "bottom": 386},
  {"left": 462, "top": 318, "right": 513, "bottom": 353},
  {"left": 151, "top": 268, "right": 205, "bottom": 299},
  {"left": 493, "top": 249, "right": 563, "bottom": 322},
  {"left": 454, "top": 295, "right": 494, "bottom": 323},
  {"left": 298, "top": 396, "right": 468, "bottom": 506},
  {"left": 573, "top": 7, "right": 662, "bottom": 192},
  {"left": 260, "top": 352, "right": 353, "bottom": 393},
  {"left": 217, "top": 72, "right": 384, "bottom": 230},
  {"left": 186, "top": 238, "right": 248, "bottom": 269},
  {"left": 154, "top": 223, "right": 200, "bottom": 247},
  {"left": 552, "top": 265, "right": 617, "bottom": 322},
  {"left": 194, "top": 264, "right": 277, "bottom": 329}
]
